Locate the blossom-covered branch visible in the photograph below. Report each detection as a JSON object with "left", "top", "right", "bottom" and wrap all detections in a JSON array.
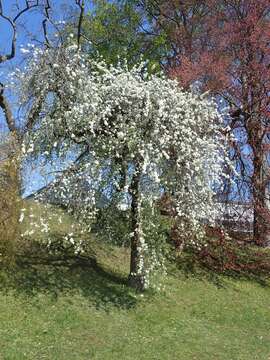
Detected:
[{"left": 18, "top": 47, "right": 231, "bottom": 290}]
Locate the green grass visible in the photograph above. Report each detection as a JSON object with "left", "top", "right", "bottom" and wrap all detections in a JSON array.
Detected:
[
  {"left": 1, "top": 201, "right": 270, "bottom": 359},
  {"left": 0, "top": 244, "right": 270, "bottom": 360}
]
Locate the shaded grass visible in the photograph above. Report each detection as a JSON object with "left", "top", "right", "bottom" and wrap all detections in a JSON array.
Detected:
[
  {"left": 0, "top": 245, "right": 270, "bottom": 359},
  {"left": 1, "top": 201, "right": 270, "bottom": 359}
]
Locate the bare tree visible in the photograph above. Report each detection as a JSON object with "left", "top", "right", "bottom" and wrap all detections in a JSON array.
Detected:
[{"left": 0, "top": 0, "right": 50, "bottom": 137}]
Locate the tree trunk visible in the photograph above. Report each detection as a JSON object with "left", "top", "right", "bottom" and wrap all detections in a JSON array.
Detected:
[
  {"left": 253, "top": 152, "right": 270, "bottom": 246},
  {"left": 249, "top": 127, "right": 270, "bottom": 246},
  {"left": 128, "top": 160, "right": 146, "bottom": 291},
  {"left": 245, "top": 111, "right": 270, "bottom": 246}
]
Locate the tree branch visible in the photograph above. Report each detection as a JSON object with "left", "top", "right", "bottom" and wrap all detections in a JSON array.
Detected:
[
  {"left": 0, "top": 0, "right": 40, "bottom": 63},
  {"left": 25, "top": 96, "right": 44, "bottom": 132},
  {"left": 75, "top": 0, "right": 85, "bottom": 50},
  {"left": 0, "top": 83, "right": 16, "bottom": 132},
  {"left": 42, "top": 0, "right": 51, "bottom": 48}
]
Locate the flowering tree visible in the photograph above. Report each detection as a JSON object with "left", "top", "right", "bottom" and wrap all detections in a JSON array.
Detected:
[{"left": 18, "top": 47, "right": 229, "bottom": 290}]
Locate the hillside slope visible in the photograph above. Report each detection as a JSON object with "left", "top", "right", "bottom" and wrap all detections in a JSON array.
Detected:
[{"left": 0, "top": 243, "right": 270, "bottom": 360}]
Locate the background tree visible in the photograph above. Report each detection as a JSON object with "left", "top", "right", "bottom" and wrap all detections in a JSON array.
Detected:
[
  {"left": 0, "top": 0, "right": 87, "bottom": 255},
  {"left": 0, "top": 0, "right": 47, "bottom": 135},
  {"left": 139, "top": 0, "right": 270, "bottom": 246},
  {"left": 66, "top": 0, "right": 168, "bottom": 70},
  {"left": 0, "top": 133, "right": 21, "bottom": 264},
  {"left": 0, "top": 0, "right": 50, "bottom": 254}
]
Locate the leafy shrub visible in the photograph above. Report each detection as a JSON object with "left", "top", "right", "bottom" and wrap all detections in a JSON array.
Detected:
[
  {"left": 178, "top": 225, "right": 270, "bottom": 278},
  {"left": 93, "top": 204, "right": 132, "bottom": 247},
  {"left": 0, "top": 151, "right": 22, "bottom": 265}
]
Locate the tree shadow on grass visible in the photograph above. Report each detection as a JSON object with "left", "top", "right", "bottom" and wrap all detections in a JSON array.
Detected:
[{"left": 0, "top": 255, "right": 137, "bottom": 311}]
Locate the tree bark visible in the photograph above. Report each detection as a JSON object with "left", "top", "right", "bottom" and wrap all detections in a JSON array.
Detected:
[
  {"left": 247, "top": 118, "right": 270, "bottom": 247},
  {"left": 253, "top": 151, "right": 270, "bottom": 246},
  {"left": 128, "top": 160, "right": 146, "bottom": 291}
]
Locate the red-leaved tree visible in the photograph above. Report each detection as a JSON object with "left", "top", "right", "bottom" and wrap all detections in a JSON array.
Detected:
[{"left": 141, "top": 0, "right": 270, "bottom": 245}]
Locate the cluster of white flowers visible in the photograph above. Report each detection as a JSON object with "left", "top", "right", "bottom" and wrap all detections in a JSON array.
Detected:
[{"left": 15, "top": 46, "right": 231, "bottom": 288}]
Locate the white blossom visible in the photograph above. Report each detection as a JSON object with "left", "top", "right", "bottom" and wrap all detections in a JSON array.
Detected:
[{"left": 16, "top": 47, "right": 232, "bottom": 288}]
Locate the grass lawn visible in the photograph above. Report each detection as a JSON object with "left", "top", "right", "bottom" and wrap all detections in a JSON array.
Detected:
[{"left": 0, "top": 241, "right": 270, "bottom": 360}]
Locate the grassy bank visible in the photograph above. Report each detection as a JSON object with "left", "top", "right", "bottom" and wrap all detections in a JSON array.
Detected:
[{"left": 0, "top": 243, "right": 270, "bottom": 360}]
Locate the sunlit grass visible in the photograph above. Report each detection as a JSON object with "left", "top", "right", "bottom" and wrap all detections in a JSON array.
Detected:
[
  {"left": 0, "top": 202, "right": 269, "bottom": 359},
  {"left": 0, "top": 248, "right": 270, "bottom": 359}
]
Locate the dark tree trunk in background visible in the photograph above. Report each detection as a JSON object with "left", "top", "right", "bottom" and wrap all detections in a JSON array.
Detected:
[
  {"left": 252, "top": 147, "right": 270, "bottom": 246},
  {"left": 247, "top": 117, "right": 270, "bottom": 247}
]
